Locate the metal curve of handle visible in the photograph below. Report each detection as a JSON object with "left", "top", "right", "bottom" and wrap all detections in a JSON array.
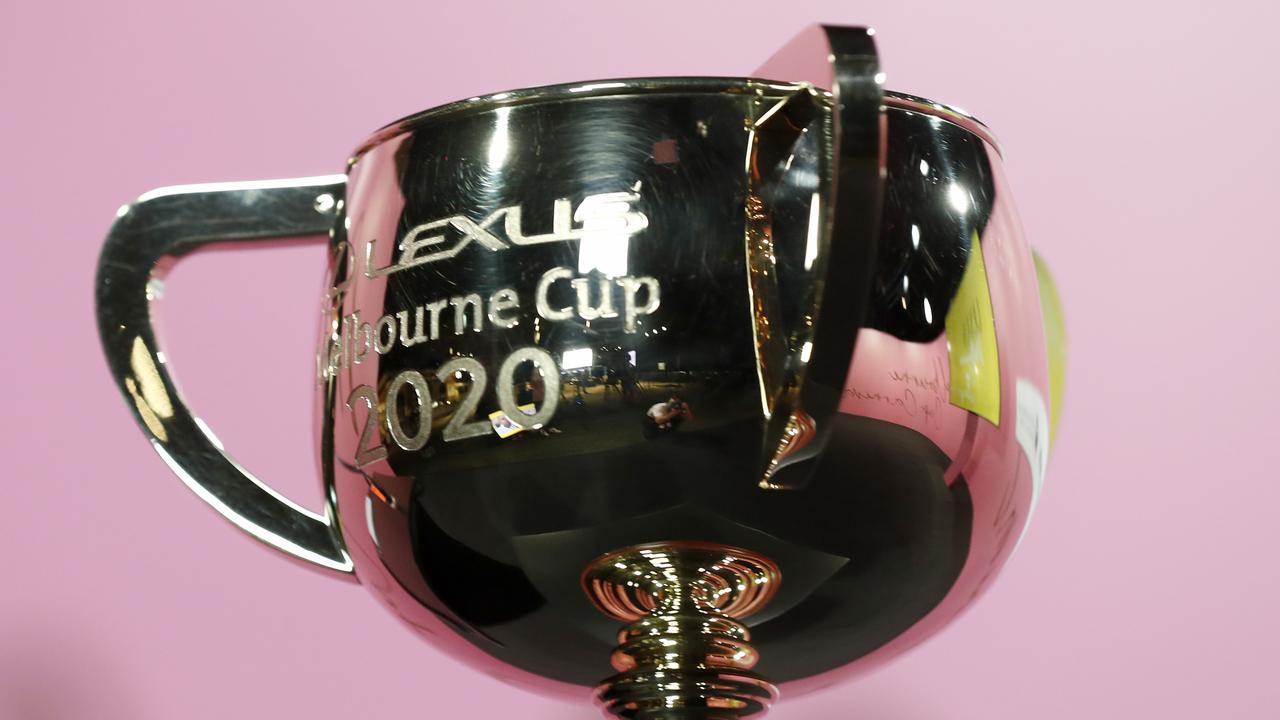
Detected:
[
  {"left": 95, "top": 175, "right": 355, "bottom": 578},
  {"left": 752, "top": 25, "right": 886, "bottom": 489}
]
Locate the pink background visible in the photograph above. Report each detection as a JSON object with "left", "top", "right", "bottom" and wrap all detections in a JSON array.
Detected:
[{"left": 2, "top": 1, "right": 1277, "bottom": 718}]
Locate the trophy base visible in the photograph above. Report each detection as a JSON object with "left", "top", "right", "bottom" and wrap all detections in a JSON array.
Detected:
[{"left": 582, "top": 542, "right": 781, "bottom": 719}]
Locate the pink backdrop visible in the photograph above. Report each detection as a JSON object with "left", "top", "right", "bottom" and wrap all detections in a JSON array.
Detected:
[{"left": 3, "top": 1, "right": 1277, "bottom": 718}]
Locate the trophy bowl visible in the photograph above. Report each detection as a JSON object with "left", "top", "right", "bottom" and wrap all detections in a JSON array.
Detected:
[{"left": 96, "top": 25, "right": 1064, "bottom": 719}]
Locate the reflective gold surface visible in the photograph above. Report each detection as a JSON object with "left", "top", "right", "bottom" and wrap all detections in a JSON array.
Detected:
[{"left": 584, "top": 543, "right": 781, "bottom": 719}]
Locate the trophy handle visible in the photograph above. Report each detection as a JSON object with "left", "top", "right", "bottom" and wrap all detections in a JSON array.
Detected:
[
  {"left": 751, "top": 25, "right": 886, "bottom": 489},
  {"left": 95, "top": 175, "right": 355, "bottom": 579}
]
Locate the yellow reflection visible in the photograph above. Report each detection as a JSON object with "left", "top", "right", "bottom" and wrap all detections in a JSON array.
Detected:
[
  {"left": 1034, "top": 252, "right": 1067, "bottom": 446},
  {"left": 130, "top": 336, "right": 173, "bottom": 417},
  {"left": 125, "top": 377, "right": 166, "bottom": 441},
  {"left": 945, "top": 230, "right": 1000, "bottom": 425},
  {"left": 126, "top": 336, "right": 175, "bottom": 440}
]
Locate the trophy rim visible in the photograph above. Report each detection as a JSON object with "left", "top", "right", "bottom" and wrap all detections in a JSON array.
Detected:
[{"left": 347, "top": 77, "right": 999, "bottom": 167}]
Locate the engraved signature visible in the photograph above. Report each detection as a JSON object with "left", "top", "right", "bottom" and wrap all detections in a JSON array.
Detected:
[{"left": 845, "top": 355, "right": 951, "bottom": 427}]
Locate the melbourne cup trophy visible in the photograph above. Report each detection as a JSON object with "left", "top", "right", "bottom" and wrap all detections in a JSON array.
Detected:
[{"left": 96, "top": 24, "right": 1066, "bottom": 719}]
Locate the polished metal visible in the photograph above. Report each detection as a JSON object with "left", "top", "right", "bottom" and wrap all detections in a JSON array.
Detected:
[
  {"left": 95, "top": 23, "right": 1062, "bottom": 719},
  {"left": 97, "top": 175, "right": 354, "bottom": 577},
  {"left": 583, "top": 543, "right": 781, "bottom": 719}
]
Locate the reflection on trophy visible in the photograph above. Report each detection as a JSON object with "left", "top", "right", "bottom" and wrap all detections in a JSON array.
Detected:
[{"left": 96, "top": 24, "right": 1066, "bottom": 719}]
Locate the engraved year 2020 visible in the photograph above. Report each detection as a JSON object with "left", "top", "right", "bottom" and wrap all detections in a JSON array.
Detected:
[{"left": 344, "top": 347, "right": 561, "bottom": 469}]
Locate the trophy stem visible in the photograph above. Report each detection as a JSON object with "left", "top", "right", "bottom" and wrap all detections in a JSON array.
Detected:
[{"left": 582, "top": 542, "right": 781, "bottom": 720}]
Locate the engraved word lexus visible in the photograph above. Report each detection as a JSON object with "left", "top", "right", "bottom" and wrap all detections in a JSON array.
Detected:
[{"left": 365, "top": 190, "right": 649, "bottom": 278}]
